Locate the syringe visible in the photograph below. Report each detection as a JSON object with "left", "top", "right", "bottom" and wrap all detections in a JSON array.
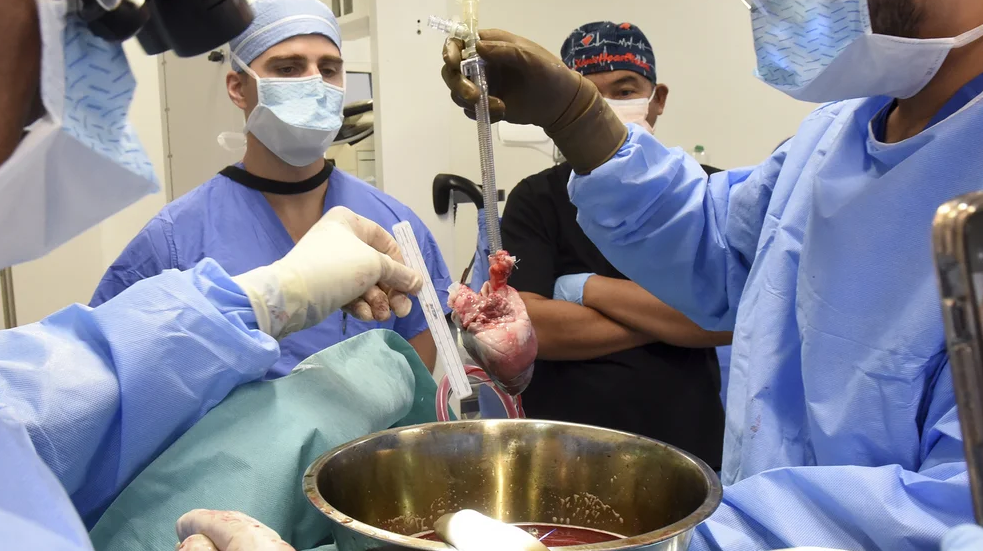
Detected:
[{"left": 429, "top": 3, "right": 503, "bottom": 254}]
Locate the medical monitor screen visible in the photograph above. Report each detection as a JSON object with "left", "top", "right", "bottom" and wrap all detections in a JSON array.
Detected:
[{"left": 345, "top": 72, "right": 373, "bottom": 106}]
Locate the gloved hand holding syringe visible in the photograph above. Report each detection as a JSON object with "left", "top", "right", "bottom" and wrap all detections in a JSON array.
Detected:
[
  {"left": 430, "top": 1, "right": 540, "bottom": 398},
  {"left": 429, "top": 0, "right": 502, "bottom": 254}
]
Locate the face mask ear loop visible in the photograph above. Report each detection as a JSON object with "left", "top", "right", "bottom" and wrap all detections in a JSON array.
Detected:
[
  {"left": 230, "top": 52, "right": 262, "bottom": 139},
  {"left": 232, "top": 52, "right": 262, "bottom": 81}
]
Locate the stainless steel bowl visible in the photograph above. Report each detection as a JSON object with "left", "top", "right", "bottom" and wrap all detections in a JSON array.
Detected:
[{"left": 304, "top": 420, "right": 721, "bottom": 550}]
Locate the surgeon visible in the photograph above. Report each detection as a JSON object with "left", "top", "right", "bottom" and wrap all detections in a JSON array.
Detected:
[
  {"left": 0, "top": 0, "right": 422, "bottom": 548},
  {"left": 91, "top": 0, "right": 452, "bottom": 376},
  {"left": 442, "top": 0, "right": 983, "bottom": 549}
]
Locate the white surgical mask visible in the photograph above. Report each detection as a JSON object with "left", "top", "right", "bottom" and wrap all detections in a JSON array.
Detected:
[
  {"left": 0, "top": 2, "right": 159, "bottom": 269},
  {"left": 605, "top": 88, "right": 656, "bottom": 133},
  {"left": 221, "top": 53, "right": 344, "bottom": 167},
  {"left": 749, "top": 0, "right": 983, "bottom": 102}
]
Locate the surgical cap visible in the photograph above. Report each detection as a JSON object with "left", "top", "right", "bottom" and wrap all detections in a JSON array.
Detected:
[
  {"left": 229, "top": 0, "right": 342, "bottom": 71},
  {"left": 561, "top": 22, "right": 657, "bottom": 84}
]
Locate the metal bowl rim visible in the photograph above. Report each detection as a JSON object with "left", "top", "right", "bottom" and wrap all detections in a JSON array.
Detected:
[{"left": 303, "top": 419, "right": 722, "bottom": 551}]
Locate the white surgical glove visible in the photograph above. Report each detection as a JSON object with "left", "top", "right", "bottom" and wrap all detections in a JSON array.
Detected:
[
  {"left": 175, "top": 510, "right": 295, "bottom": 551},
  {"left": 233, "top": 206, "right": 424, "bottom": 339}
]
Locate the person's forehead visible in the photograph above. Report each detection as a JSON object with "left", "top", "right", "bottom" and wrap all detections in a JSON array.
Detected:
[
  {"left": 255, "top": 34, "right": 341, "bottom": 63},
  {"left": 585, "top": 70, "right": 650, "bottom": 87}
]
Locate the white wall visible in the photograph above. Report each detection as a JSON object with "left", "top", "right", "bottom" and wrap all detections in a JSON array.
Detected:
[
  {"left": 371, "top": 0, "right": 456, "bottom": 256},
  {"left": 343, "top": 34, "right": 373, "bottom": 71},
  {"left": 10, "top": 41, "right": 167, "bottom": 325}
]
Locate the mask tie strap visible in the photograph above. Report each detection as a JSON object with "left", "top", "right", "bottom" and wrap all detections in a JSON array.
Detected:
[{"left": 231, "top": 52, "right": 262, "bottom": 80}]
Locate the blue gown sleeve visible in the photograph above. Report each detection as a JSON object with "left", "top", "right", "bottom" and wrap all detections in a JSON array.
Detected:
[
  {"left": 90, "top": 216, "right": 176, "bottom": 307},
  {"left": 691, "top": 361, "right": 970, "bottom": 551},
  {"left": 0, "top": 411, "right": 94, "bottom": 550},
  {"left": 0, "top": 259, "right": 279, "bottom": 527},
  {"left": 568, "top": 124, "right": 788, "bottom": 331},
  {"left": 943, "top": 525, "right": 983, "bottom": 551}
]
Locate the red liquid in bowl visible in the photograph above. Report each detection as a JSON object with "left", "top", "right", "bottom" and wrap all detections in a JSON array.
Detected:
[{"left": 413, "top": 523, "right": 624, "bottom": 547}]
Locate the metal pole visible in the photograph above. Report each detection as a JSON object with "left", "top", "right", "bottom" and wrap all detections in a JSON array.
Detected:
[{"left": 1, "top": 267, "right": 16, "bottom": 329}]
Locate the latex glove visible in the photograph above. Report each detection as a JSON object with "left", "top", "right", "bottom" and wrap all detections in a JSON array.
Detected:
[
  {"left": 233, "top": 206, "right": 423, "bottom": 340},
  {"left": 552, "top": 273, "right": 594, "bottom": 306},
  {"left": 434, "top": 509, "right": 548, "bottom": 551},
  {"left": 942, "top": 525, "right": 983, "bottom": 550},
  {"left": 441, "top": 29, "right": 626, "bottom": 174},
  {"left": 175, "top": 510, "right": 295, "bottom": 550}
]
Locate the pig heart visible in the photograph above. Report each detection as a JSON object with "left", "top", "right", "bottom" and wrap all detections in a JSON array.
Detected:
[{"left": 448, "top": 252, "right": 538, "bottom": 396}]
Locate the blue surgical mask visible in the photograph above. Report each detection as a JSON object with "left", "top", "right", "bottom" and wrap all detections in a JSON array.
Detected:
[
  {"left": 231, "top": 53, "right": 345, "bottom": 167},
  {"left": 747, "top": 0, "right": 983, "bottom": 102}
]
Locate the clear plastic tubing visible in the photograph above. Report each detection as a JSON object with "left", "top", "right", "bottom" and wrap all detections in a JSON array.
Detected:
[
  {"left": 427, "top": 15, "right": 469, "bottom": 41},
  {"left": 429, "top": 6, "right": 503, "bottom": 254},
  {"left": 461, "top": 0, "right": 479, "bottom": 58}
]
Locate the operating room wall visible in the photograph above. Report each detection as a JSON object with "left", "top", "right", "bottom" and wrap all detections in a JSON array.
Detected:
[
  {"left": 442, "top": 0, "right": 819, "bottom": 278},
  {"left": 10, "top": 42, "right": 168, "bottom": 325},
  {"left": 5, "top": 0, "right": 820, "bottom": 324},
  {"left": 371, "top": 0, "right": 456, "bottom": 268}
]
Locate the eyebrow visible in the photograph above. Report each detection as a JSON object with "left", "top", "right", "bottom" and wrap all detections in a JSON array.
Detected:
[
  {"left": 265, "top": 53, "right": 344, "bottom": 65},
  {"left": 611, "top": 75, "right": 645, "bottom": 87}
]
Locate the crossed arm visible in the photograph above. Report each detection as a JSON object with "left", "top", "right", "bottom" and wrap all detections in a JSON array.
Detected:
[
  {"left": 523, "top": 276, "right": 731, "bottom": 362},
  {"left": 521, "top": 291, "right": 651, "bottom": 361},
  {"left": 583, "top": 275, "right": 732, "bottom": 349},
  {"left": 502, "top": 173, "right": 730, "bottom": 364}
]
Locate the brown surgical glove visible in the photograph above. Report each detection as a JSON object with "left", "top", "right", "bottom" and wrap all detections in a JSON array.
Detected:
[{"left": 442, "top": 29, "right": 627, "bottom": 174}]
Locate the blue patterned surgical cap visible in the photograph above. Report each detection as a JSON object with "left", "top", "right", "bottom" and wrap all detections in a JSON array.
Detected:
[{"left": 229, "top": 0, "right": 342, "bottom": 71}]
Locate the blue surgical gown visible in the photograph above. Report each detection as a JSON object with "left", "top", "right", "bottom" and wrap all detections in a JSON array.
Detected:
[
  {"left": 91, "top": 167, "right": 452, "bottom": 377},
  {"left": 569, "top": 77, "right": 983, "bottom": 550},
  {"left": 0, "top": 260, "right": 279, "bottom": 548}
]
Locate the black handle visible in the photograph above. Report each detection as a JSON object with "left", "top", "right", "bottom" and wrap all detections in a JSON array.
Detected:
[
  {"left": 433, "top": 174, "right": 507, "bottom": 215},
  {"left": 434, "top": 174, "right": 485, "bottom": 214},
  {"left": 343, "top": 100, "right": 373, "bottom": 118}
]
